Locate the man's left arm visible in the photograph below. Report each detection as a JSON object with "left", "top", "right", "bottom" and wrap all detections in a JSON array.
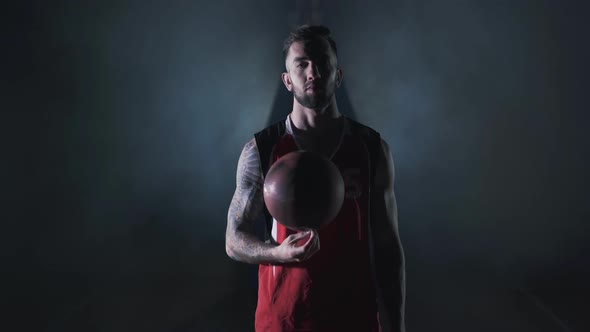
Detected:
[{"left": 370, "top": 138, "right": 406, "bottom": 332}]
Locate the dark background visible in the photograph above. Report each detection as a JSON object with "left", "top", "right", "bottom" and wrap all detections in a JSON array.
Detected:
[{"left": 3, "top": 0, "right": 588, "bottom": 331}]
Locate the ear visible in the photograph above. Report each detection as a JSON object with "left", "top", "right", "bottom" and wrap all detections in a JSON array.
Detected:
[
  {"left": 281, "top": 72, "right": 293, "bottom": 91},
  {"left": 336, "top": 68, "right": 343, "bottom": 88}
]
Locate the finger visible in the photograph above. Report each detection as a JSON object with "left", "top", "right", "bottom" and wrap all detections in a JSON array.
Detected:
[
  {"left": 292, "top": 248, "right": 306, "bottom": 261},
  {"left": 306, "top": 229, "right": 319, "bottom": 248},
  {"left": 301, "top": 242, "right": 319, "bottom": 261},
  {"left": 305, "top": 233, "right": 320, "bottom": 258},
  {"left": 314, "top": 231, "right": 320, "bottom": 250},
  {"left": 301, "top": 233, "right": 320, "bottom": 258},
  {"left": 299, "top": 230, "right": 314, "bottom": 248},
  {"left": 286, "top": 231, "right": 309, "bottom": 244},
  {"left": 293, "top": 234, "right": 314, "bottom": 255}
]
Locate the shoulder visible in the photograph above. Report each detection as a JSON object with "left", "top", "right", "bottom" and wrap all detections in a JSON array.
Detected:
[
  {"left": 238, "top": 138, "right": 260, "bottom": 168},
  {"left": 236, "top": 138, "right": 263, "bottom": 185},
  {"left": 374, "top": 137, "right": 395, "bottom": 188},
  {"left": 346, "top": 118, "right": 394, "bottom": 186},
  {"left": 241, "top": 138, "right": 258, "bottom": 155}
]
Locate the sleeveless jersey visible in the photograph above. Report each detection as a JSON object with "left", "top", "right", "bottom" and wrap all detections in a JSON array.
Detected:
[{"left": 254, "top": 115, "right": 382, "bottom": 332}]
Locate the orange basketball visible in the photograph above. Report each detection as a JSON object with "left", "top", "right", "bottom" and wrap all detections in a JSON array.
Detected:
[{"left": 263, "top": 151, "right": 345, "bottom": 230}]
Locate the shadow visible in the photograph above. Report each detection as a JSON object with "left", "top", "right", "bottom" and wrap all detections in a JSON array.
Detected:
[{"left": 266, "top": 79, "right": 359, "bottom": 125}]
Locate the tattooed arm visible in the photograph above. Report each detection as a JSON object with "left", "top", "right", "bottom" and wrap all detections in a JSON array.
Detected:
[{"left": 225, "top": 139, "right": 319, "bottom": 264}]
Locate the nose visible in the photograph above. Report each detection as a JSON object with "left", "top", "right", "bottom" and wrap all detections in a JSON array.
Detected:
[{"left": 306, "top": 63, "right": 321, "bottom": 81}]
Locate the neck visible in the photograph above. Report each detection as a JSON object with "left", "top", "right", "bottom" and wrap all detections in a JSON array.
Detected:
[{"left": 290, "top": 95, "right": 342, "bottom": 132}]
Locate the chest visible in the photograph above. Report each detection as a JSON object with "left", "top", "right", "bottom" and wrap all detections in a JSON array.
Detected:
[{"left": 272, "top": 134, "right": 371, "bottom": 200}]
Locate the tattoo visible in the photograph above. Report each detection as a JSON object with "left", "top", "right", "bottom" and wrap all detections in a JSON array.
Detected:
[
  {"left": 226, "top": 139, "right": 273, "bottom": 263},
  {"left": 228, "top": 139, "right": 264, "bottom": 223}
]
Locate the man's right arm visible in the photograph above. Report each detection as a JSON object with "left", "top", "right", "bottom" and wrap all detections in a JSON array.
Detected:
[
  {"left": 225, "top": 139, "right": 319, "bottom": 264},
  {"left": 225, "top": 139, "right": 278, "bottom": 264}
]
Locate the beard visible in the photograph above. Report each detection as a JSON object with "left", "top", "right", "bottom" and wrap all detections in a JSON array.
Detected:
[{"left": 293, "top": 83, "right": 335, "bottom": 110}]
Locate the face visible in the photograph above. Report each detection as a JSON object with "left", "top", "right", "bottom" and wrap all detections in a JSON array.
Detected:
[{"left": 282, "top": 39, "right": 342, "bottom": 110}]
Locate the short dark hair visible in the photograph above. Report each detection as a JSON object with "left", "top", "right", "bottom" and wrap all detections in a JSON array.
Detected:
[{"left": 282, "top": 25, "right": 338, "bottom": 61}]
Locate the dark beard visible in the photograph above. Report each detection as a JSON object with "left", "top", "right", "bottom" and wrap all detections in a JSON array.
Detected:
[{"left": 293, "top": 87, "right": 334, "bottom": 110}]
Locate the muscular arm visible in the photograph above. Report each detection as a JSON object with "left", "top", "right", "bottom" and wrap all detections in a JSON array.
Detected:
[
  {"left": 225, "top": 139, "right": 279, "bottom": 264},
  {"left": 225, "top": 139, "right": 319, "bottom": 264},
  {"left": 370, "top": 139, "right": 406, "bottom": 332}
]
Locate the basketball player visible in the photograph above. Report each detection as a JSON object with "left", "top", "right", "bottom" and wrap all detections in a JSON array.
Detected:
[{"left": 225, "top": 25, "right": 405, "bottom": 332}]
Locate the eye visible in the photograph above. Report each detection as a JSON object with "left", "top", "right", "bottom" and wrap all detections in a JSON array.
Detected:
[{"left": 296, "top": 61, "right": 308, "bottom": 69}]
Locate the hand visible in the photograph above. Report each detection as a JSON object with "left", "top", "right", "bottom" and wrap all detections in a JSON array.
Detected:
[{"left": 274, "top": 229, "right": 320, "bottom": 263}]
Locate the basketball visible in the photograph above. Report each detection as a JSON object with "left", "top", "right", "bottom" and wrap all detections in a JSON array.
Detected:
[{"left": 263, "top": 151, "right": 345, "bottom": 230}]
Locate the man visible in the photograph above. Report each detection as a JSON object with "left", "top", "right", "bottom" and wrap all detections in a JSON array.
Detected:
[{"left": 225, "top": 25, "right": 405, "bottom": 332}]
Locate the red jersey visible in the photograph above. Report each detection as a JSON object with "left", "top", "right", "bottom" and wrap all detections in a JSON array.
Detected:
[{"left": 254, "top": 116, "right": 381, "bottom": 332}]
